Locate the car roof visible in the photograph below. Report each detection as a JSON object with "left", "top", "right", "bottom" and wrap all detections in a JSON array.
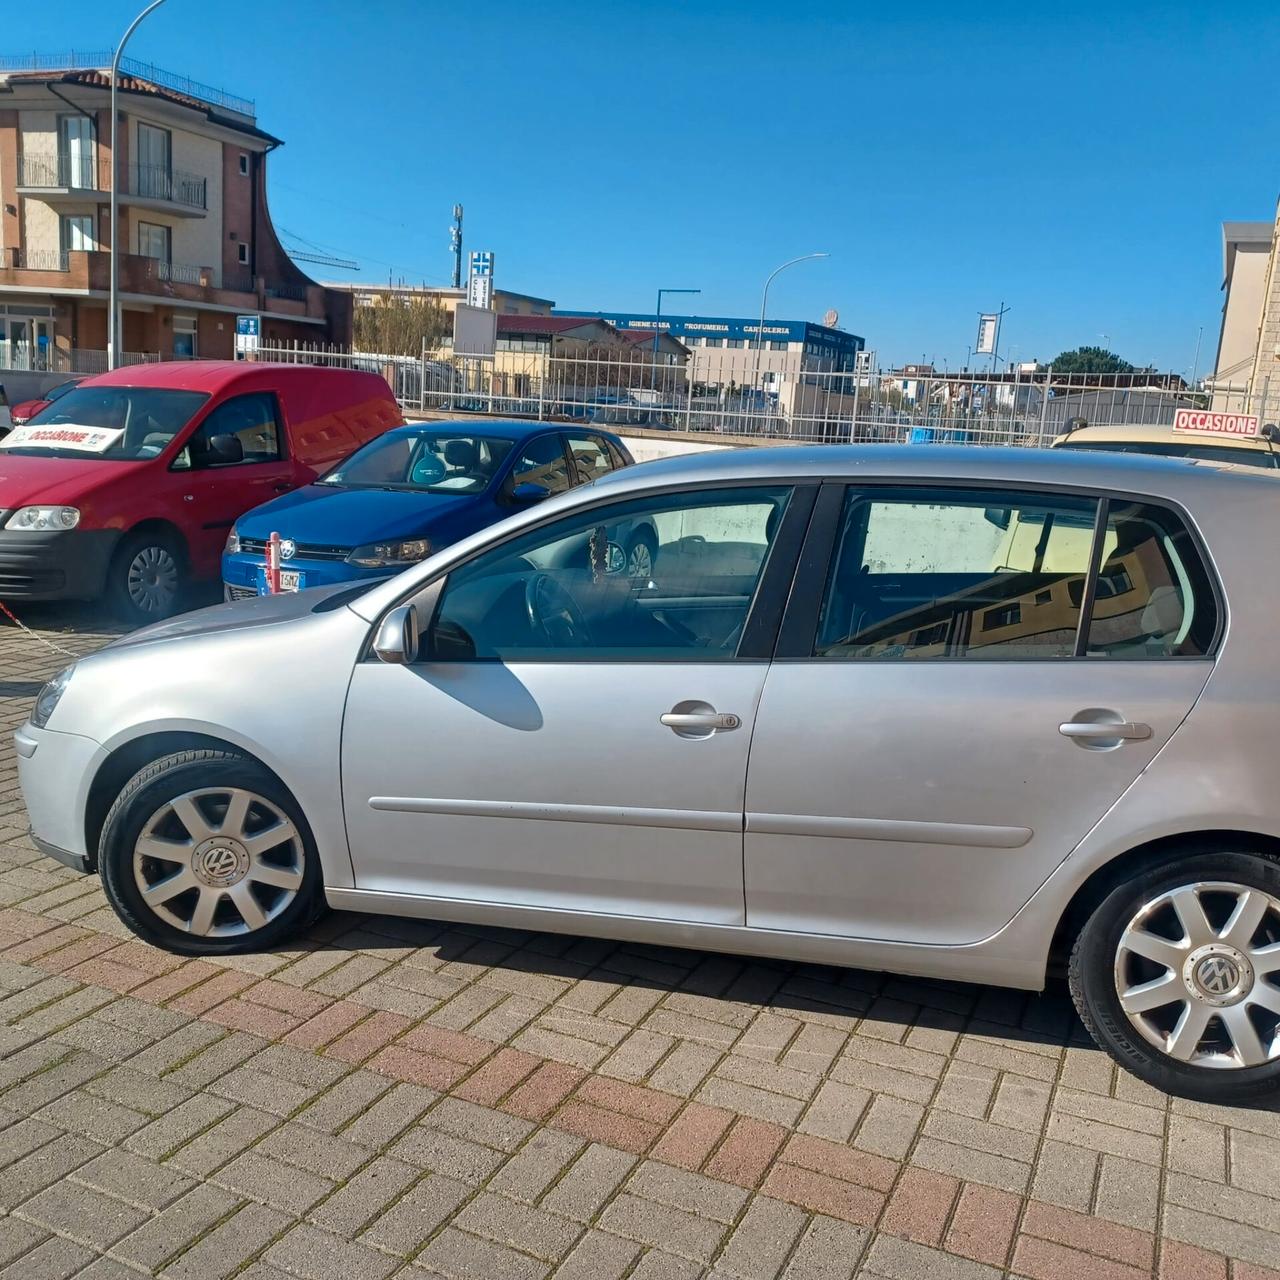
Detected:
[
  {"left": 590, "top": 442, "right": 1280, "bottom": 499},
  {"left": 1055, "top": 423, "right": 1269, "bottom": 451},
  {"left": 80, "top": 361, "right": 381, "bottom": 393},
  {"left": 392, "top": 418, "right": 625, "bottom": 445}
]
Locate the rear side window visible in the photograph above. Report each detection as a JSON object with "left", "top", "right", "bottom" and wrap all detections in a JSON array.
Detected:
[
  {"left": 815, "top": 488, "right": 1098, "bottom": 659},
  {"left": 1085, "top": 501, "right": 1217, "bottom": 658},
  {"left": 812, "top": 487, "right": 1217, "bottom": 661},
  {"left": 567, "top": 435, "right": 614, "bottom": 483}
]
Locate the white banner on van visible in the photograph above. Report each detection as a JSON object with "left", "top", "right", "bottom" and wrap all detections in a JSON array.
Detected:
[{"left": 0, "top": 423, "right": 124, "bottom": 453}]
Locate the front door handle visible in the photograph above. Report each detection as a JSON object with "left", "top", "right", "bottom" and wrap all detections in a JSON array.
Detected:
[
  {"left": 661, "top": 710, "right": 741, "bottom": 732},
  {"left": 273, "top": 482, "right": 295, "bottom": 493},
  {"left": 1059, "top": 717, "right": 1152, "bottom": 745}
]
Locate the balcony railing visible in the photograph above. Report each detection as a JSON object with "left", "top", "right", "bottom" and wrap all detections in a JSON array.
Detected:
[
  {"left": 17, "top": 152, "right": 97, "bottom": 189},
  {"left": 154, "top": 259, "right": 208, "bottom": 286},
  {"left": 15, "top": 154, "right": 207, "bottom": 211},
  {"left": 265, "top": 282, "right": 308, "bottom": 302},
  {"left": 14, "top": 248, "right": 70, "bottom": 272},
  {"left": 126, "top": 163, "right": 207, "bottom": 211}
]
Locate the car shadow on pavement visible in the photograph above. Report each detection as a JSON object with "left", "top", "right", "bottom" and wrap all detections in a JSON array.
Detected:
[{"left": 310, "top": 907, "right": 1090, "bottom": 1064}]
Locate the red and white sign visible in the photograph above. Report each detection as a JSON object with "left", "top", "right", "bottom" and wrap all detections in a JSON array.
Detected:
[
  {"left": 0, "top": 423, "right": 124, "bottom": 453},
  {"left": 1172, "top": 409, "right": 1260, "bottom": 438}
]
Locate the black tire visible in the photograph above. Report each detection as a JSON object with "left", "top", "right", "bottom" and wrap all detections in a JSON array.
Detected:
[
  {"left": 106, "top": 529, "right": 185, "bottom": 624},
  {"left": 98, "top": 749, "right": 325, "bottom": 956},
  {"left": 626, "top": 528, "right": 658, "bottom": 580},
  {"left": 1069, "top": 848, "right": 1280, "bottom": 1104}
]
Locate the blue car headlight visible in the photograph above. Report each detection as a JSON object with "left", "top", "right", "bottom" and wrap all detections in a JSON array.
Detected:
[{"left": 346, "top": 539, "right": 431, "bottom": 568}]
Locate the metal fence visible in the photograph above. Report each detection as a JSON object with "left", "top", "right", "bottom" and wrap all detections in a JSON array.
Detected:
[{"left": 251, "top": 342, "right": 1255, "bottom": 446}]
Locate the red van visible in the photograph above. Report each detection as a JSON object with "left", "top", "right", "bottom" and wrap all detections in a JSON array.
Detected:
[{"left": 0, "top": 362, "right": 402, "bottom": 621}]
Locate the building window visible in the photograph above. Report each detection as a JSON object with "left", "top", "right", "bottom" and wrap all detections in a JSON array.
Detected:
[
  {"left": 727, "top": 338, "right": 744, "bottom": 349},
  {"left": 59, "top": 214, "right": 94, "bottom": 253},
  {"left": 237, "top": 242, "right": 249, "bottom": 265},
  {"left": 238, "top": 152, "right": 250, "bottom": 176},
  {"left": 138, "top": 221, "right": 171, "bottom": 262},
  {"left": 769, "top": 340, "right": 788, "bottom": 351},
  {"left": 136, "top": 123, "right": 172, "bottom": 199},
  {"left": 173, "top": 315, "right": 197, "bottom": 359},
  {"left": 57, "top": 115, "right": 94, "bottom": 189}
]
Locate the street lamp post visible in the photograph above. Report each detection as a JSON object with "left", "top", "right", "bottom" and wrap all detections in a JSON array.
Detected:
[
  {"left": 109, "top": 0, "right": 169, "bottom": 371},
  {"left": 752, "top": 253, "right": 829, "bottom": 397},
  {"left": 654, "top": 287, "right": 700, "bottom": 356}
]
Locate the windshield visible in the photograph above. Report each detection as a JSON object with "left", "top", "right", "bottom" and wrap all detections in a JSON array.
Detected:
[
  {"left": 320, "top": 429, "right": 516, "bottom": 494},
  {"left": 2, "top": 387, "right": 209, "bottom": 461},
  {"left": 1058, "top": 438, "right": 1279, "bottom": 470}
]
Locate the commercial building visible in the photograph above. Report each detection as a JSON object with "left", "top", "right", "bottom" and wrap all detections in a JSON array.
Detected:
[
  {"left": 326, "top": 282, "right": 556, "bottom": 320},
  {"left": 1208, "top": 218, "right": 1277, "bottom": 409},
  {"left": 0, "top": 54, "right": 353, "bottom": 372}
]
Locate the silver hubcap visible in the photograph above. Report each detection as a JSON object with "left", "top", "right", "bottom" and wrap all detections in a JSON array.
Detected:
[
  {"left": 127, "top": 545, "right": 179, "bottom": 613},
  {"left": 132, "top": 787, "right": 304, "bottom": 937},
  {"left": 628, "top": 543, "right": 652, "bottom": 578},
  {"left": 1114, "top": 881, "right": 1280, "bottom": 1069}
]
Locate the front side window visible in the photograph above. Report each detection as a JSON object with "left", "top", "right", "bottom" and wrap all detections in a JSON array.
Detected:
[
  {"left": 567, "top": 435, "right": 613, "bottom": 483},
  {"left": 173, "top": 392, "right": 281, "bottom": 470},
  {"left": 320, "top": 429, "right": 515, "bottom": 494},
  {"left": 504, "top": 434, "right": 572, "bottom": 498},
  {"left": 815, "top": 488, "right": 1099, "bottom": 659},
  {"left": 427, "top": 486, "right": 791, "bottom": 661}
]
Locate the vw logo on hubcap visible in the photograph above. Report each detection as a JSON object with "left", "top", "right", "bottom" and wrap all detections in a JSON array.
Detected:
[
  {"left": 1183, "top": 943, "right": 1253, "bottom": 1006},
  {"left": 1196, "top": 956, "right": 1239, "bottom": 996},
  {"left": 192, "top": 839, "right": 249, "bottom": 888}
]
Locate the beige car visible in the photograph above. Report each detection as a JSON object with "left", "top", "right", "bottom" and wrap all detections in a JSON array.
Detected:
[{"left": 1053, "top": 421, "right": 1280, "bottom": 470}]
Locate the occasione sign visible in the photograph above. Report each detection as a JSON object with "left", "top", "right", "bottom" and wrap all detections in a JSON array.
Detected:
[{"left": 1172, "top": 408, "right": 1260, "bottom": 437}]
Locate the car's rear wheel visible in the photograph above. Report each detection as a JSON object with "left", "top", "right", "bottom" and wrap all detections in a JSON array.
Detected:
[
  {"left": 107, "top": 529, "right": 184, "bottom": 623},
  {"left": 1070, "top": 850, "right": 1280, "bottom": 1102},
  {"left": 99, "top": 749, "right": 325, "bottom": 955}
]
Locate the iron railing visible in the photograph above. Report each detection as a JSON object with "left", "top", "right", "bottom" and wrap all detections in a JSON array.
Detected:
[
  {"left": 14, "top": 153, "right": 207, "bottom": 210},
  {"left": 249, "top": 342, "right": 1248, "bottom": 447},
  {"left": 14, "top": 248, "right": 69, "bottom": 272},
  {"left": 0, "top": 52, "right": 255, "bottom": 117},
  {"left": 155, "top": 260, "right": 208, "bottom": 286},
  {"left": 265, "top": 282, "right": 308, "bottom": 302}
]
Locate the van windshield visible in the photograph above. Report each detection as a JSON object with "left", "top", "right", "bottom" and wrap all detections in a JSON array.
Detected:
[{"left": 1, "top": 387, "right": 209, "bottom": 461}]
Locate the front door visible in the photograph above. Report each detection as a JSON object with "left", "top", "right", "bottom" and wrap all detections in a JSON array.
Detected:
[
  {"left": 162, "top": 391, "right": 300, "bottom": 578},
  {"left": 342, "top": 482, "right": 803, "bottom": 923},
  {"left": 744, "top": 485, "right": 1218, "bottom": 946}
]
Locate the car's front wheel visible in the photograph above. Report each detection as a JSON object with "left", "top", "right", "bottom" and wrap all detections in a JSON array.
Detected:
[
  {"left": 1070, "top": 849, "right": 1280, "bottom": 1103},
  {"left": 98, "top": 749, "right": 325, "bottom": 955},
  {"left": 106, "top": 529, "right": 184, "bottom": 623}
]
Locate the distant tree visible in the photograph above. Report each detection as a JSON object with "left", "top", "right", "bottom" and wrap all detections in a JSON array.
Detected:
[
  {"left": 1041, "top": 346, "right": 1135, "bottom": 375},
  {"left": 353, "top": 290, "right": 450, "bottom": 356}
]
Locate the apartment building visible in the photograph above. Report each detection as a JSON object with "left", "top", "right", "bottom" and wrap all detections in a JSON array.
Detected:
[
  {"left": 0, "top": 55, "right": 352, "bottom": 371},
  {"left": 326, "top": 282, "right": 556, "bottom": 318}
]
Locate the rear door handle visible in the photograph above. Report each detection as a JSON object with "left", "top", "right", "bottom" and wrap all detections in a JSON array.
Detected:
[
  {"left": 1059, "top": 720, "right": 1151, "bottom": 742},
  {"left": 661, "top": 711, "right": 741, "bottom": 732}
]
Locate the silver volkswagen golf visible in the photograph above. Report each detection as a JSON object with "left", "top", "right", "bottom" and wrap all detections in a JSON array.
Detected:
[{"left": 16, "top": 445, "right": 1280, "bottom": 1103}]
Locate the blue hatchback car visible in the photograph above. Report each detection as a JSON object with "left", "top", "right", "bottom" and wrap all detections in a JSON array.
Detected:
[{"left": 222, "top": 420, "right": 637, "bottom": 598}]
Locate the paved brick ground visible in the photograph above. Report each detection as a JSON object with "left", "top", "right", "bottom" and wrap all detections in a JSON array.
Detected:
[{"left": 0, "top": 603, "right": 1278, "bottom": 1279}]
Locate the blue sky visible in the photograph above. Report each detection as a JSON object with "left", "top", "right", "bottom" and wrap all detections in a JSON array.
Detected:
[{"left": 23, "top": 1, "right": 1280, "bottom": 372}]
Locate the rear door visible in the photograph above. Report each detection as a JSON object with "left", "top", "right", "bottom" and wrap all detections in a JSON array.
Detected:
[{"left": 744, "top": 484, "right": 1218, "bottom": 946}]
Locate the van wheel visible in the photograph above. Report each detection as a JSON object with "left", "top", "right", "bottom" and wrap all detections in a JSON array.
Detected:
[
  {"left": 98, "top": 749, "right": 325, "bottom": 955},
  {"left": 1069, "top": 849, "right": 1280, "bottom": 1103},
  {"left": 107, "top": 530, "right": 184, "bottom": 623}
]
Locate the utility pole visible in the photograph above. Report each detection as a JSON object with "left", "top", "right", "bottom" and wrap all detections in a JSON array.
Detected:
[
  {"left": 1190, "top": 325, "right": 1204, "bottom": 388},
  {"left": 109, "top": 0, "right": 169, "bottom": 370},
  {"left": 450, "top": 204, "right": 463, "bottom": 290}
]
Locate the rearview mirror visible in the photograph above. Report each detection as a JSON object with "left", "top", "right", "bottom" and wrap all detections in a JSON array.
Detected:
[
  {"left": 373, "top": 604, "right": 419, "bottom": 665},
  {"left": 510, "top": 482, "right": 550, "bottom": 504}
]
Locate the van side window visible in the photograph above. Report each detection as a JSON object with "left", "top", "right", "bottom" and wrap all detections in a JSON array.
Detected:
[
  {"left": 1084, "top": 501, "right": 1217, "bottom": 658},
  {"left": 174, "top": 392, "right": 283, "bottom": 470}
]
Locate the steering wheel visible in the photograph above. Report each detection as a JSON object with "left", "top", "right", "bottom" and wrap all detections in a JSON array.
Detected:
[{"left": 525, "top": 573, "right": 593, "bottom": 647}]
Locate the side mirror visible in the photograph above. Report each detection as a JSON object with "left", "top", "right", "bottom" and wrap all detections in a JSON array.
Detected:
[
  {"left": 510, "top": 481, "right": 550, "bottom": 504},
  {"left": 204, "top": 433, "right": 244, "bottom": 466},
  {"left": 605, "top": 541, "right": 627, "bottom": 574},
  {"left": 373, "top": 604, "right": 419, "bottom": 665},
  {"left": 1261, "top": 423, "right": 1280, "bottom": 444},
  {"left": 1064, "top": 416, "right": 1088, "bottom": 434}
]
